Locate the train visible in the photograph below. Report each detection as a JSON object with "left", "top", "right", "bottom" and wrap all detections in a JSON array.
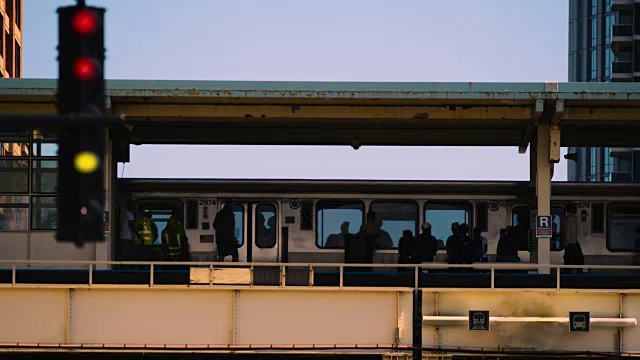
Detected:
[{"left": 114, "top": 178, "right": 640, "bottom": 267}]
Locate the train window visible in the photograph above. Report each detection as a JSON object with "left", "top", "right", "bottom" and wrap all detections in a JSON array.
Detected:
[
  {"left": 316, "top": 201, "right": 364, "bottom": 249},
  {"left": 150, "top": 209, "right": 174, "bottom": 245},
  {"left": 31, "top": 196, "right": 56, "bottom": 230},
  {"left": 424, "top": 202, "right": 472, "bottom": 247},
  {"left": 476, "top": 202, "right": 488, "bottom": 232},
  {"left": 0, "top": 196, "right": 28, "bottom": 231},
  {"left": 592, "top": 203, "right": 604, "bottom": 233},
  {"left": 255, "top": 203, "right": 276, "bottom": 248},
  {"left": 300, "top": 200, "right": 313, "bottom": 231},
  {"left": 185, "top": 200, "right": 198, "bottom": 229},
  {"left": 136, "top": 201, "right": 183, "bottom": 245},
  {"left": 232, "top": 203, "right": 244, "bottom": 247},
  {"left": 370, "top": 201, "right": 418, "bottom": 248},
  {"left": 511, "top": 206, "right": 565, "bottom": 251},
  {"left": 606, "top": 203, "right": 640, "bottom": 251}
]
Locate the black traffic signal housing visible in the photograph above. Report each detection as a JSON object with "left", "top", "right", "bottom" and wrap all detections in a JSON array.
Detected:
[{"left": 55, "top": 4, "right": 107, "bottom": 247}]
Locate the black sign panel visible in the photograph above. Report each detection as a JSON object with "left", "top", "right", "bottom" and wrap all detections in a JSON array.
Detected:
[
  {"left": 468, "top": 310, "right": 490, "bottom": 331},
  {"left": 569, "top": 312, "right": 590, "bottom": 332}
]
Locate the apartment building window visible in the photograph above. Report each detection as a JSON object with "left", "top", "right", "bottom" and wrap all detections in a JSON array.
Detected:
[
  {"left": 15, "top": 0, "right": 20, "bottom": 29},
  {"left": 591, "top": 17, "right": 597, "bottom": 47},
  {"left": 605, "top": 15, "right": 612, "bottom": 44},
  {"left": 15, "top": 42, "right": 19, "bottom": 77},
  {"left": 605, "top": 0, "right": 611, "bottom": 13},
  {"left": 0, "top": 128, "right": 59, "bottom": 231},
  {"left": 591, "top": 49, "right": 597, "bottom": 80},
  {"left": 604, "top": 148, "right": 614, "bottom": 182},
  {"left": 589, "top": 147, "right": 598, "bottom": 182},
  {"left": 605, "top": 47, "right": 613, "bottom": 78},
  {"left": 591, "top": 0, "right": 598, "bottom": 15}
]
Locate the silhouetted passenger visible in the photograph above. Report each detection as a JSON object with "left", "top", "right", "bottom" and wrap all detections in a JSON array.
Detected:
[
  {"left": 446, "top": 222, "right": 464, "bottom": 265},
  {"left": 472, "top": 226, "right": 488, "bottom": 263},
  {"left": 414, "top": 222, "right": 438, "bottom": 264},
  {"left": 326, "top": 221, "right": 350, "bottom": 248},
  {"left": 512, "top": 211, "right": 530, "bottom": 251},
  {"left": 213, "top": 200, "right": 238, "bottom": 262},
  {"left": 562, "top": 204, "right": 583, "bottom": 274},
  {"left": 353, "top": 211, "right": 379, "bottom": 272},
  {"left": 496, "top": 226, "right": 519, "bottom": 262},
  {"left": 375, "top": 220, "right": 394, "bottom": 249},
  {"left": 459, "top": 223, "right": 474, "bottom": 264},
  {"left": 397, "top": 229, "right": 416, "bottom": 272}
]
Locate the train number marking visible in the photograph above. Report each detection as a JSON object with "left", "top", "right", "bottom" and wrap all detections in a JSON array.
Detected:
[
  {"left": 574, "top": 203, "right": 590, "bottom": 208},
  {"left": 199, "top": 200, "right": 216, "bottom": 206}
]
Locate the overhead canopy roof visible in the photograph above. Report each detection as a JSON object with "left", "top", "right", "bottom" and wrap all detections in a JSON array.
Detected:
[{"left": 1, "top": 79, "right": 640, "bottom": 147}]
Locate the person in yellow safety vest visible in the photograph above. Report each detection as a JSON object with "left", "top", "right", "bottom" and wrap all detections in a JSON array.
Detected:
[
  {"left": 133, "top": 209, "right": 158, "bottom": 262},
  {"left": 161, "top": 211, "right": 189, "bottom": 261}
]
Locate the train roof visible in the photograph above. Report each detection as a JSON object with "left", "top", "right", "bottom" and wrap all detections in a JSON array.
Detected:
[{"left": 117, "top": 178, "right": 640, "bottom": 197}]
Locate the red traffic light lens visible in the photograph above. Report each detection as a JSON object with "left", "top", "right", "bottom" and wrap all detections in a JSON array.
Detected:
[
  {"left": 72, "top": 9, "right": 97, "bottom": 36},
  {"left": 73, "top": 57, "right": 97, "bottom": 80}
]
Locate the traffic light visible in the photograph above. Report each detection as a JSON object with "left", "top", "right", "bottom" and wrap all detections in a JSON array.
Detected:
[
  {"left": 57, "top": 5, "right": 105, "bottom": 115},
  {"left": 55, "top": 4, "right": 107, "bottom": 247}
]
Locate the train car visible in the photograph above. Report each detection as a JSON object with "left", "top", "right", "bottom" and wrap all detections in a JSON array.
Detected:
[{"left": 116, "top": 178, "right": 640, "bottom": 268}]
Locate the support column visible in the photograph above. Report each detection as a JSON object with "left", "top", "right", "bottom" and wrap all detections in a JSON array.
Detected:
[
  {"left": 95, "top": 130, "right": 111, "bottom": 270},
  {"left": 412, "top": 289, "right": 422, "bottom": 360},
  {"left": 536, "top": 124, "right": 551, "bottom": 274}
]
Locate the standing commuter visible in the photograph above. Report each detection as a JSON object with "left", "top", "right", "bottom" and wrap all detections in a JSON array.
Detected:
[
  {"left": 213, "top": 200, "right": 239, "bottom": 262},
  {"left": 133, "top": 209, "right": 158, "bottom": 264}
]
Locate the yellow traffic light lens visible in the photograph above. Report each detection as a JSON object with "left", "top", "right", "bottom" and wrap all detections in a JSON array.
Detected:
[{"left": 74, "top": 151, "right": 100, "bottom": 174}]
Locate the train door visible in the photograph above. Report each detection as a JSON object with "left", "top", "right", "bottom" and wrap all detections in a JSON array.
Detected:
[{"left": 250, "top": 202, "right": 279, "bottom": 262}]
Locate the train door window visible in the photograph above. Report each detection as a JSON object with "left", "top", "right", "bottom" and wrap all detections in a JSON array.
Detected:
[
  {"left": 424, "top": 202, "right": 472, "bottom": 248},
  {"left": 511, "top": 206, "right": 565, "bottom": 251},
  {"left": 591, "top": 203, "right": 604, "bottom": 233},
  {"left": 255, "top": 203, "right": 276, "bottom": 248},
  {"left": 136, "top": 201, "right": 183, "bottom": 245},
  {"left": 606, "top": 203, "right": 640, "bottom": 251},
  {"left": 370, "top": 201, "right": 418, "bottom": 248},
  {"left": 300, "top": 200, "right": 314, "bottom": 231},
  {"left": 185, "top": 200, "right": 198, "bottom": 230},
  {"left": 232, "top": 203, "right": 244, "bottom": 247},
  {"left": 475, "top": 202, "right": 488, "bottom": 232},
  {"left": 316, "top": 201, "right": 364, "bottom": 248}
]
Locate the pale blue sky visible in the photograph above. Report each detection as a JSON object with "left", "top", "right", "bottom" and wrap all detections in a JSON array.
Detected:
[{"left": 24, "top": 0, "right": 570, "bottom": 181}]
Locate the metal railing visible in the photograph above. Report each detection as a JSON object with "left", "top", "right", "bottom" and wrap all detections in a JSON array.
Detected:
[{"left": 0, "top": 260, "right": 639, "bottom": 290}]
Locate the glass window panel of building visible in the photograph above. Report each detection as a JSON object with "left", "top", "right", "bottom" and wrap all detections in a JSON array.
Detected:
[{"left": 0, "top": 127, "right": 59, "bottom": 232}]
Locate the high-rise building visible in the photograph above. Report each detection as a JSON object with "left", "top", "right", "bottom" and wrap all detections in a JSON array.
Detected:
[
  {"left": 1, "top": 0, "right": 21, "bottom": 78},
  {"left": 567, "top": 0, "right": 638, "bottom": 182}
]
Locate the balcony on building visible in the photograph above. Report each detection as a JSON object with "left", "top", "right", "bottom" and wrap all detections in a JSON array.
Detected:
[
  {"left": 611, "top": 61, "right": 633, "bottom": 81},
  {"left": 611, "top": 171, "right": 633, "bottom": 183},
  {"left": 612, "top": 24, "right": 633, "bottom": 52},
  {"left": 610, "top": 148, "right": 633, "bottom": 157},
  {"left": 611, "top": 0, "right": 633, "bottom": 11}
]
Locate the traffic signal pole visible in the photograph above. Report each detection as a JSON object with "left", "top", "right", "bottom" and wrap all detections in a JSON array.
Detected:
[
  {"left": 0, "top": 2, "right": 124, "bottom": 247},
  {"left": 55, "top": 3, "right": 109, "bottom": 247}
]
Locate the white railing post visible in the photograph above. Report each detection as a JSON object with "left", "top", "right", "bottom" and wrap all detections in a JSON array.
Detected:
[
  {"left": 309, "top": 264, "right": 314, "bottom": 287},
  {"left": 557, "top": 267, "right": 561, "bottom": 291},
  {"left": 150, "top": 263, "right": 154, "bottom": 287},
  {"left": 11, "top": 264, "right": 16, "bottom": 286},
  {"left": 414, "top": 266, "right": 419, "bottom": 289},
  {"left": 250, "top": 263, "right": 254, "bottom": 287},
  {"left": 490, "top": 267, "right": 495, "bottom": 290},
  {"left": 89, "top": 264, "right": 93, "bottom": 287},
  {"left": 339, "top": 265, "right": 344, "bottom": 290}
]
